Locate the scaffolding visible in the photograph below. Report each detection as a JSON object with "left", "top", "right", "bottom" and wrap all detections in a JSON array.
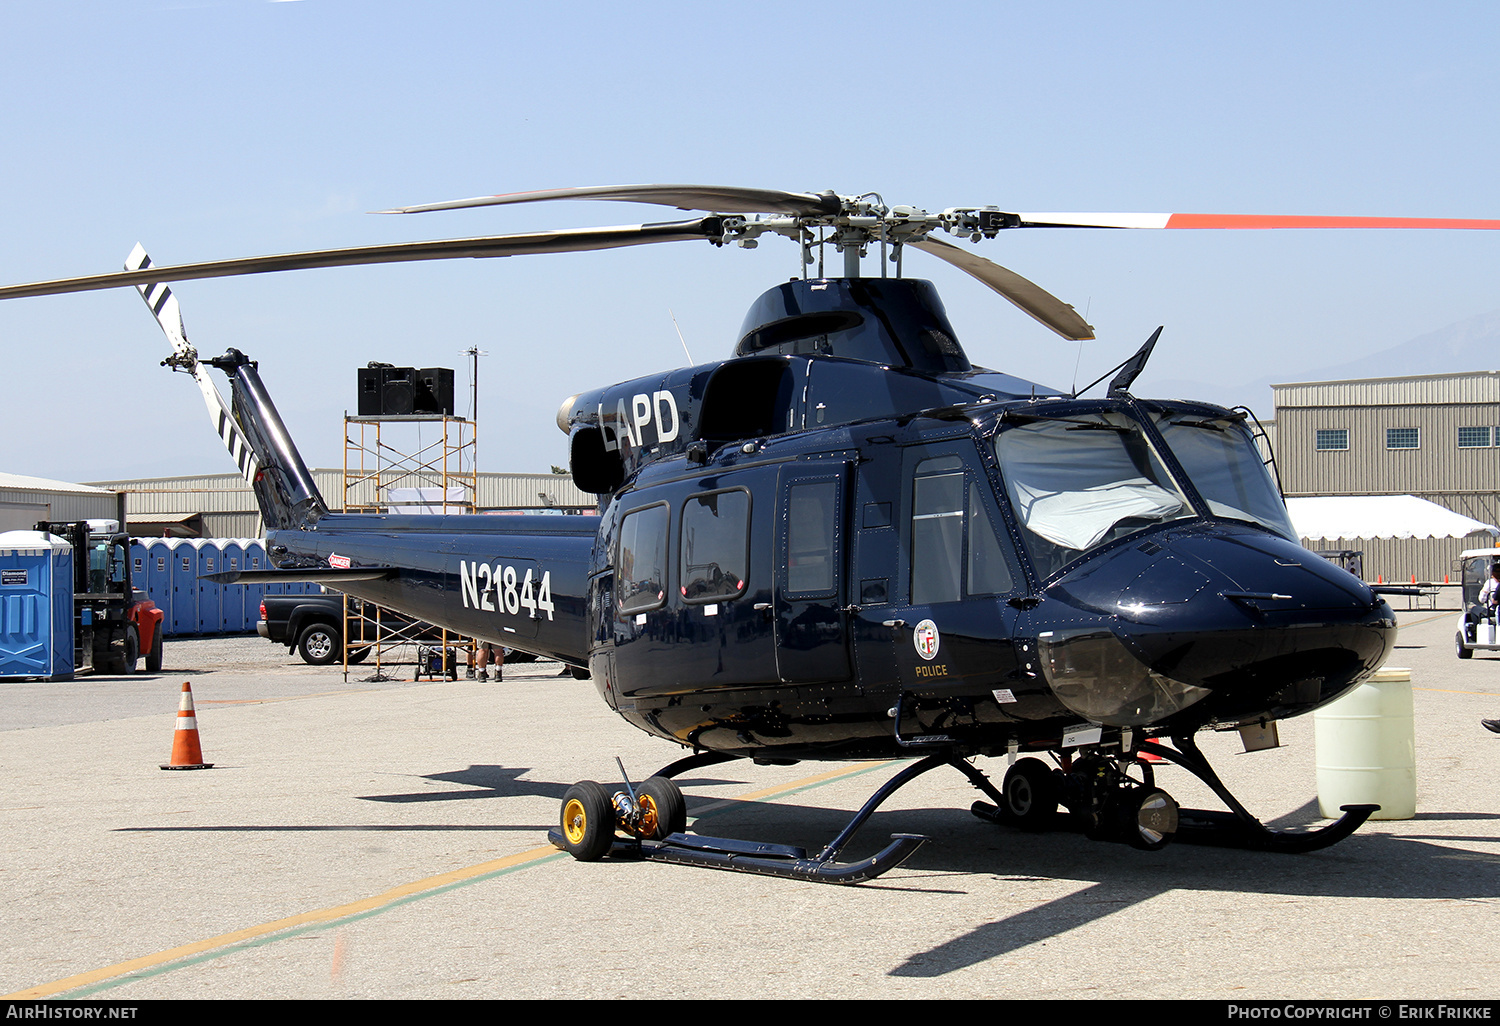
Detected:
[{"left": 340, "top": 413, "right": 478, "bottom": 679}]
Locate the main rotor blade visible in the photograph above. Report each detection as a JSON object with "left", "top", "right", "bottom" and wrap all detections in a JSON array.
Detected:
[
  {"left": 910, "top": 237, "right": 1095, "bottom": 341},
  {"left": 378, "top": 184, "right": 840, "bottom": 217},
  {"left": 1009, "top": 212, "right": 1500, "bottom": 230},
  {"left": 0, "top": 218, "right": 721, "bottom": 301}
]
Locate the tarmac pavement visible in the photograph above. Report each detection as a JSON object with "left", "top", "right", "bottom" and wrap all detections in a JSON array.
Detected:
[{"left": 2, "top": 611, "right": 1499, "bottom": 1000}]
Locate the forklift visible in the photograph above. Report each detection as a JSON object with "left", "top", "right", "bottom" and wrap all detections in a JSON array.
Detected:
[{"left": 36, "top": 519, "right": 164, "bottom": 674}]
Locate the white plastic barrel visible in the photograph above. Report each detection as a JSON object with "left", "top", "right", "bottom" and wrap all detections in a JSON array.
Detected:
[{"left": 1314, "top": 666, "right": 1416, "bottom": 820}]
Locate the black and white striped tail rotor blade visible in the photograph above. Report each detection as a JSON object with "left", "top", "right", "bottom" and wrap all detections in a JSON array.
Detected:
[
  {"left": 126, "top": 244, "right": 191, "bottom": 351},
  {"left": 125, "top": 245, "right": 261, "bottom": 485}
]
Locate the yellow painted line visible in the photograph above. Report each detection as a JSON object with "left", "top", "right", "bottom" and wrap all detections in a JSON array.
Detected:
[
  {"left": 727, "top": 762, "right": 890, "bottom": 803},
  {"left": 3, "top": 843, "right": 562, "bottom": 999},
  {"left": 1401, "top": 611, "right": 1457, "bottom": 628},
  {"left": 5, "top": 759, "right": 888, "bottom": 999},
  {"left": 686, "top": 761, "right": 893, "bottom": 817}
]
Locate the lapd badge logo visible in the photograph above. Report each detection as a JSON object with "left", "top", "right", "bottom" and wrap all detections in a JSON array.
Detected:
[{"left": 913, "top": 619, "right": 940, "bottom": 660}]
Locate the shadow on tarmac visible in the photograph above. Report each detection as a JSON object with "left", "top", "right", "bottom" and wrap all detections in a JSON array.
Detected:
[
  {"left": 665, "top": 791, "right": 1500, "bottom": 979},
  {"left": 113, "top": 757, "right": 1500, "bottom": 980}
]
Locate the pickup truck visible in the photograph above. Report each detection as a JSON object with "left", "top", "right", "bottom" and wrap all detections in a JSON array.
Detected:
[
  {"left": 258, "top": 592, "right": 430, "bottom": 665},
  {"left": 257, "top": 592, "right": 535, "bottom": 667}
]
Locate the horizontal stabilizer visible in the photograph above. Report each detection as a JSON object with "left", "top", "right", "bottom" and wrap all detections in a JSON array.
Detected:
[{"left": 203, "top": 567, "right": 396, "bottom": 585}]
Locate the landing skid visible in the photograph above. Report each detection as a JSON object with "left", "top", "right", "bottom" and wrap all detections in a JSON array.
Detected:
[
  {"left": 548, "top": 732, "right": 1377, "bottom": 886},
  {"left": 1139, "top": 734, "right": 1378, "bottom": 852}
]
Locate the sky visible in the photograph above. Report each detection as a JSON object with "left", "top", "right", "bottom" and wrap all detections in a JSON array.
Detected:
[{"left": 2, "top": 0, "right": 1498, "bottom": 483}]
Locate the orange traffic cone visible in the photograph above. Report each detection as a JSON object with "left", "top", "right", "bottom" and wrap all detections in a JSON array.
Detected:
[{"left": 161, "top": 682, "right": 214, "bottom": 770}]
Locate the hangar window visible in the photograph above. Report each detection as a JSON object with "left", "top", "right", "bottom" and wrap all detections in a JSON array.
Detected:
[
  {"left": 680, "top": 489, "right": 749, "bottom": 603},
  {"left": 1386, "top": 428, "right": 1420, "bottom": 450},
  {"left": 1315, "top": 429, "right": 1349, "bottom": 451},
  {"left": 1458, "top": 426, "right": 1492, "bottom": 448},
  {"left": 618, "top": 503, "right": 669, "bottom": 615}
]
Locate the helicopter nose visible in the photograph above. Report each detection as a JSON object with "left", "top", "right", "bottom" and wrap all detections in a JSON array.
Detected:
[{"left": 1038, "top": 525, "right": 1396, "bottom": 729}]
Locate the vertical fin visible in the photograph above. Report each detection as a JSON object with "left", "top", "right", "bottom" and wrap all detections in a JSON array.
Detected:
[{"left": 125, "top": 244, "right": 261, "bottom": 484}]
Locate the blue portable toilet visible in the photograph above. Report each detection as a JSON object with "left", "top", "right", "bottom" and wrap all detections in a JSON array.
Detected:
[
  {"left": 130, "top": 540, "right": 148, "bottom": 598},
  {"left": 220, "top": 539, "right": 247, "bottom": 632},
  {"left": 239, "top": 539, "right": 268, "bottom": 627},
  {"left": 194, "top": 540, "right": 222, "bottom": 635},
  {"left": 0, "top": 530, "right": 75, "bottom": 681},
  {"left": 168, "top": 539, "right": 198, "bottom": 636},
  {"left": 142, "top": 538, "right": 174, "bottom": 627}
]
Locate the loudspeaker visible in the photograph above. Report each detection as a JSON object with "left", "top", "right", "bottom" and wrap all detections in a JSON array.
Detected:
[
  {"left": 357, "top": 364, "right": 454, "bottom": 416},
  {"left": 356, "top": 366, "right": 386, "bottom": 416},
  {"left": 380, "top": 367, "right": 417, "bottom": 415},
  {"left": 415, "top": 368, "right": 455, "bottom": 416}
]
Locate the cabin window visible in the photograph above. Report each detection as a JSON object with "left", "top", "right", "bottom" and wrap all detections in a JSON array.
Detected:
[
  {"left": 680, "top": 489, "right": 749, "bottom": 603},
  {"left": 617, "top": 503, "right": 669, "bottom": 615},
  {"left": 994, "top": 412, "right": 1194, "bottom": 579},
  {"left": 967, "top": 485, "right": 1014, "bottom": 596},
  {"left": 910, "top": 455, "right": 1015, "bottom": 604},
  {"left": 786, "top": 480, "right": 839, "bottom": 596},
  {"left": 1151, "top": 411, "right": 1298, "bottom": 542}
]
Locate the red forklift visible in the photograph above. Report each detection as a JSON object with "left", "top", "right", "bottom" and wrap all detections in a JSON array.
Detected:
[{"left": 36, "top": 520, "right": 164, "bottom": 675}]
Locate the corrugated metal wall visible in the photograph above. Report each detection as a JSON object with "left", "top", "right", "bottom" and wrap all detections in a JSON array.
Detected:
[
  {"left": 1274, "top": 371, "right": 1500, "bottom": 584},
  {"left": 0, "top": 479, "right": 121, "bottom": 527},
  {"left": 1275, "top": 371, "right": 1500, "bottom": 497}
]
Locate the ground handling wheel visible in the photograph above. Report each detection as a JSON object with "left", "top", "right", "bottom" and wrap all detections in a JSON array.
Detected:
[
  {"left": 1001, "top": 757, "right": 1059, "bottom": 829},
  {"left": 559, "top": 781, "right": 616, "bottom": 861},
  {"left": 634, "top": 776, "right": 687, "bottom": 840},
  {"left": 1457, "top": 631, "right": 1474, "bottom": 659}
]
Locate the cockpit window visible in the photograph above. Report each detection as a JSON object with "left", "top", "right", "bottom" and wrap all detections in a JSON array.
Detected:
[
  {"left": 994, "top": 411, "right": 1194, "bottom": 577},
  {"left": 1150, "top": 411, "right": 1298, "bottom": 542}
]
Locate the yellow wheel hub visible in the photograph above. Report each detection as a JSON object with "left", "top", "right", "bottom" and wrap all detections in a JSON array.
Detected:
[
  {"left": 636, "top": 795, "right": 660, "bottom": 838},
  {"left": 563, "top": 798, "right": 589, "bottom": 845}
]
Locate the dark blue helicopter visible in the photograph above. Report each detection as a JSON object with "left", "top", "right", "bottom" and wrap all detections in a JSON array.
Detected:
[{"left": 5, "top": 186, "right": 1492, "bottom": 883}]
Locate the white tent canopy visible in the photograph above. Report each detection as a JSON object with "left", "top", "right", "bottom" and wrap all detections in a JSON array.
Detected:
[{"left": 1286, "top": 495, "right": 1499, "bottom": 541}]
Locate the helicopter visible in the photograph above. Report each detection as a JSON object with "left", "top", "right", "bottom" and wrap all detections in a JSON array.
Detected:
[{"left": 5, "top": 185, "right": 1496, "bottom": 884}]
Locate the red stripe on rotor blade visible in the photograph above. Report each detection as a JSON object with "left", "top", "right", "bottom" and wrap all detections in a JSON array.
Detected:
[{"left": 1164, "top": 213, "right": 1500, "bottom": 230}]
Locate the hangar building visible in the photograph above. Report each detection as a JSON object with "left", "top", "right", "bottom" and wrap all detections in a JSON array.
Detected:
[
  {"left": 1273, "top": 370, "right": 1500, "bottom": 583},
  {"left": 0, "top": 472, "right": 123, "bottom": 533}
]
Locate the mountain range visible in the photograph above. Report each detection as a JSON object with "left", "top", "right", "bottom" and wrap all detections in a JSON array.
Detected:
[{"left": 1140, "top": 308, "right": 1500, "bottom": 418}]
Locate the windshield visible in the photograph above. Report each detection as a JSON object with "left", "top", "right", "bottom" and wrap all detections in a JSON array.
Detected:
[
  {"left": 1149, "top": 411, "right": 1298, "bottom": 541},
  {"left": 994, "top": 411, "right": 1194, "bottom": 577}
]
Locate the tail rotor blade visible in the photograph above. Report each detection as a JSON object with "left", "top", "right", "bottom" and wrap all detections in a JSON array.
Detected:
[{"left": 124, "top": 245, "right": 261, "bottom": 484}]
